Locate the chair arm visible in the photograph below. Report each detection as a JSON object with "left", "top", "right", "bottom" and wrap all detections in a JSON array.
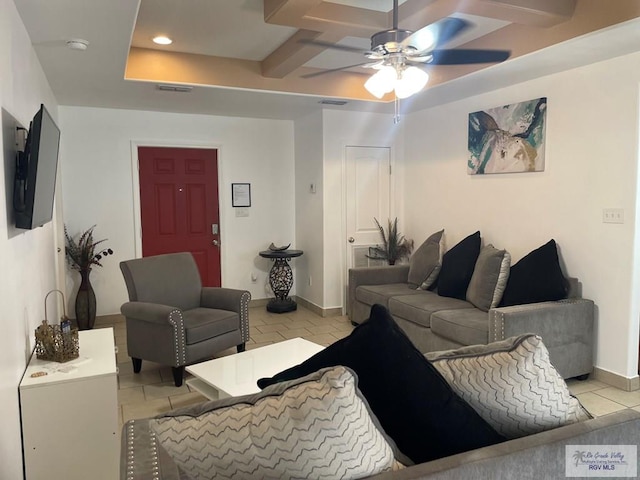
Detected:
[
  {"left": 489, "top": 298, "right": 595, "bottom": 378},
  {"left": 201, "top": 288, "right": 251, "bottom": 343},
  {"left": 120, "top": 302, "right": 179, "bottom": 325},
  {"left": 348, "top": 265, "right": 410, "bottom": 320}
]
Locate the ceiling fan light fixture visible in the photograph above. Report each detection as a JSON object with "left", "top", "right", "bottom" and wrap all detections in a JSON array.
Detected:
[
  {"left": 365, "top": 64, "right": 428, "bottom": 100},
  {"left": 394, "top": 66, "right": 429, "bottom": 99},
  {"left": 364, "top": 65, "right": 397, "bottom": 99}
]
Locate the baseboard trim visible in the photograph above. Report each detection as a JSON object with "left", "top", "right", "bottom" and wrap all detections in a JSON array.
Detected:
[
  {"left": 296, "top": 297, "right": 342, "bottom": 318},
  {"left": 593, "top": 367, "right": 640, "bottom": 392},
  {"left": 249, "top": 298, "right": 270, "bottom": 308}
]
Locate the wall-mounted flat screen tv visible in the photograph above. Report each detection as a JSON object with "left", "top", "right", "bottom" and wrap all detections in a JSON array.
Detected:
[{"left": 14, "top": 104, "right": 60, "bottom": 230}]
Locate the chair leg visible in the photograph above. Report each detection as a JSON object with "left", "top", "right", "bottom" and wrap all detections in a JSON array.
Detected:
[
  {"left": 237, "top": 343, "right": 246, "bottom": 353},
  {"left": 172, "top": 366, "right": 185, "bottom": 387},
  {"left": 132, "top": 357, "right": 142, "bottom": 373}
]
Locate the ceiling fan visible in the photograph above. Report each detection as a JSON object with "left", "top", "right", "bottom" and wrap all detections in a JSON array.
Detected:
[{"left": 300, "top": 0, "right": 510, "bottom": 99}]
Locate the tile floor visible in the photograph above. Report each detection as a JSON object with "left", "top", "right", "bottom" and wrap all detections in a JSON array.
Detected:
[
  {"left": 95, "top": 305, "right": 355, "bottom": 429},
  {"left": 95, "top": 306, "right": 640, "bottom": 431}
]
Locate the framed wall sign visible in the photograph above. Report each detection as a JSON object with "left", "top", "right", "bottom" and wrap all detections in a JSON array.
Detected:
[{"left": 232, "top": 183, "right": 251, "bottom": 207}]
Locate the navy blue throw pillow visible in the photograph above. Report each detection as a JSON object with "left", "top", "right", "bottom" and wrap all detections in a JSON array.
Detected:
[
  {"left": 500, "top": 239, "right": 569, "bottom": 307},
  {"left": 437, "top": 231, "right": 481, "bottom": 300},
  {"left": 257, "top": 304, "right": 505, "bottom": 464}
]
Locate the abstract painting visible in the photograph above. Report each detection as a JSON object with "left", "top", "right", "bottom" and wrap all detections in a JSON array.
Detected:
[{"left": 468, "top": 97, "right": 547, "bottom": 175}]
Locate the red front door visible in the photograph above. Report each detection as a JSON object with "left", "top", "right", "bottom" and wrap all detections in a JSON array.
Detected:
[{"left": 138, "top": 146, "right": 221, "bottom": 287}]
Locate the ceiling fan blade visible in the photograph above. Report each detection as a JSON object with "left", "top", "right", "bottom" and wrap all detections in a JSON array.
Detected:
[
  {"left": 300, "top": 62, "right": 376, "bottom": 79},
  {"left": 403, "top": 17, "right": 471, "bottom": 52},
  {"left": 298, "top": 38, "right": 368, "bottom": 55},
  {"left": 428, "top": 49, "right": 510, "bottom": 65}
]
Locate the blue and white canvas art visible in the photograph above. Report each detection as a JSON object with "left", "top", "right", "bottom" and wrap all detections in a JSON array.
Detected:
[{"left": 468, "top": 97, "right": 547, "bottom": 175}]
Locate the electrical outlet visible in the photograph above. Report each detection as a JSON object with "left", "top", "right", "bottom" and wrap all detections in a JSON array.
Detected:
[{"left": 603, "top": 208, "right": 624, "bottom": 224}]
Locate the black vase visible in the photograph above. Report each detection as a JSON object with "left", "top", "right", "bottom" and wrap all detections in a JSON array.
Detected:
[{"left": 75, "top": 268, "right": 97, "bottom": 330}]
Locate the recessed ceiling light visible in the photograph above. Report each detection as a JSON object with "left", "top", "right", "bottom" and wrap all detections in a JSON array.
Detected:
[{"left": 152, "top": 36, "right": 173, "bottom": 45}]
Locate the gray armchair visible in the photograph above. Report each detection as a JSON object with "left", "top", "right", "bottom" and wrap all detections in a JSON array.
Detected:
[{"left": 119, "top": 252, "right": 251, "bottom": 386}]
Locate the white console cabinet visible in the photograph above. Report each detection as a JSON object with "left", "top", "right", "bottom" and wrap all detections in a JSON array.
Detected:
[{"left": 20, "top": 328, "right": 119, "bottom": 480}]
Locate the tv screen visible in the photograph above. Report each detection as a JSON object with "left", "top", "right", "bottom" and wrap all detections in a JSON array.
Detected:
[{"left": 14, "top": 104, "right": 60, "bottom": 230}]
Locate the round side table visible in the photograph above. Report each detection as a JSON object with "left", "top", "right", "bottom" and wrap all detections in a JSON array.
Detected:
[{"left": 259, "top": 249, "right": 303, "bottom": 313}]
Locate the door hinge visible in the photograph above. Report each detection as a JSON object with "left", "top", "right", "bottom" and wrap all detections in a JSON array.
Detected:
[{"left": 389, "top": 164, "right": 392, "bottom": 175}]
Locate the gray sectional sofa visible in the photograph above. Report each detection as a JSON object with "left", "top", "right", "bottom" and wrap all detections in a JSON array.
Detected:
[
  {"left": 121, "top": 395, "right": 640, "bottom": 479},
  {"left": 348, "top": 263, "right": 595, "bottom": 379},
  {"left": 366, "top": 409, "right": 640, "bottom": 480}
]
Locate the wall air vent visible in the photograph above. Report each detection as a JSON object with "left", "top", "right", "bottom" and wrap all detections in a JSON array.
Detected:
[
  {"left": 319, "top": 99, "right": 348, "bottom": 106},
  {"left": 156, "top": 84, "right": 193, "bottom": 93}
]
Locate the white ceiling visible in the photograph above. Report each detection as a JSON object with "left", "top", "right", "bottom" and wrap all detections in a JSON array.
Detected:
[{"left": 13, "top": 0, "right": 640, "bottom": 120}]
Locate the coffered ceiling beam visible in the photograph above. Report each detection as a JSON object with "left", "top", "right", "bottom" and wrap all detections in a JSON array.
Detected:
[
  {"left": 261, "top": 30, "right": 347, "bottom": 79},
  {"left": 260, "top": 0, "right": 577, "bottom": 79},
  {"left": 126, "top": 47, "right": 377, "bottom": 100},
  {"left": 460, "top": 0, "right": 576, "bottom": 27}
]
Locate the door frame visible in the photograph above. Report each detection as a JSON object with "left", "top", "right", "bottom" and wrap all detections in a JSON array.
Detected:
[
  {"left": 341, "top": 140, "right": 398, "bottom": 315},
  {"left": 129, "top": 140, "right": 225, "bottom": 279}
]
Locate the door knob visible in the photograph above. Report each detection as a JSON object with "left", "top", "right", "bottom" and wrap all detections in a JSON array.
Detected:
[
  {"left": 212, "top": 239, "right": 219, "bottom": 246},
  {"left": 348, "top": 237, "right": 355, "bottom": 243}
]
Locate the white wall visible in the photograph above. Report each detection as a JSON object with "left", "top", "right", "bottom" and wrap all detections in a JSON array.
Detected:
[
  {"left": 404, "top": 52, "right": 640, "bottom": 379},
  {"left": 294, "top": 111, "right": 324, "bottom": 307},
  {"left": 0, "top": 1, "right": 59, "bottom": 477},
  {"left": 59, "top": 106, "right": 295, "bottom": 315}
]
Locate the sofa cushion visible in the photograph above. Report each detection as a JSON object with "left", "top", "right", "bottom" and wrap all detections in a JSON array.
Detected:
[
  {"left": 355, "top": 283, "right": 423, "bottom": 308},
  {"left": 183, "top": 308, "right": 238, "bottom": 345},
  {"left": 257, "top": 304, "right": 505, "bottom": 464},
  {"left": 407, "top": 229, "right": 444, "bottom": 289},
  {"left": 388, "top": 292, "right": 473, "bottom": 328},
  {"left": 437, "top": 231, "right": 481, "bottom": 300},
  {"left": 430, "top": 308, "right": 488, "bottom": 345},
  {"left": 426, "top": 334, "right": 592, "bottom": 439},
  {"left": 150, "top": 366, "right": 406, "bottom": 480},
  {"left": 500, "top": 239, "right": 569, "bottom": 307},
  {"left": 466, "top": 245, "right": 511, "bottom": 311}
]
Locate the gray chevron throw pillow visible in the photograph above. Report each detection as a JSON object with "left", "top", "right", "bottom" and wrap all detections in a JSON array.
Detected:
[
  {"left": 426, "top": 334, "right": 591, "bottom": 439},
  {"left": 150, "top": 366, "right": 406, "bottom": 480}
]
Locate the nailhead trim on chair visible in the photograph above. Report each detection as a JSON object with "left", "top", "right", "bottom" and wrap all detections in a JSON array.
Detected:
[
  {"left": 240, "top": 291, "right": 251, "bottom": 343},
  {"left": 168, "top": 309, "right": 186, "bottom": 366}
]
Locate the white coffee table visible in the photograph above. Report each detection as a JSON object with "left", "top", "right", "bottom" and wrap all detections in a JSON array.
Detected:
[{"left": 186, "top": 338, "right": 324, "bottom": 400}]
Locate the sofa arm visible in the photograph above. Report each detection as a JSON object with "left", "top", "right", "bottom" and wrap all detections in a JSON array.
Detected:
[
  {"left": 121, "top": 419, "right": 181, "bottom": 480},
  {"left": 121, "top": 302, "right": 178, "bottom": 325},
  {"left": 489, "top": 299, "right": 595, "bottom": 378},
  {"left": 348, "top": 265, "right": 410, "bottom": 319},
  {"left": 201, "top": 288, "right": 251, "bottom": 343}
]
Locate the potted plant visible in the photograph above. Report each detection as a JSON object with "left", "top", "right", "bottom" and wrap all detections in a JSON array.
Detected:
[
  {"left": 367, "top": 217, "right": 413, "bottom": 265},
  {"left": 65, "top": 225, "right": 113, "bottom": 330}
]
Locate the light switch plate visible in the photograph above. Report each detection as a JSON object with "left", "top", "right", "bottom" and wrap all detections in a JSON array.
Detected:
[{"left": 603, "top": 208, "right": 624, "bottom": 224}]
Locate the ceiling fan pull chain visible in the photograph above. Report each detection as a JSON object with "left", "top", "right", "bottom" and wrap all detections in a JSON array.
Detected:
[{"left": 394, "top": 96, "right": 401, "bottom": 124}]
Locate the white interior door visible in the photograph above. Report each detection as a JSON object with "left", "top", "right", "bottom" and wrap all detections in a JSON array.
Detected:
[{"left": 345, "top": 146, "right": 391, "bottom": 272}]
